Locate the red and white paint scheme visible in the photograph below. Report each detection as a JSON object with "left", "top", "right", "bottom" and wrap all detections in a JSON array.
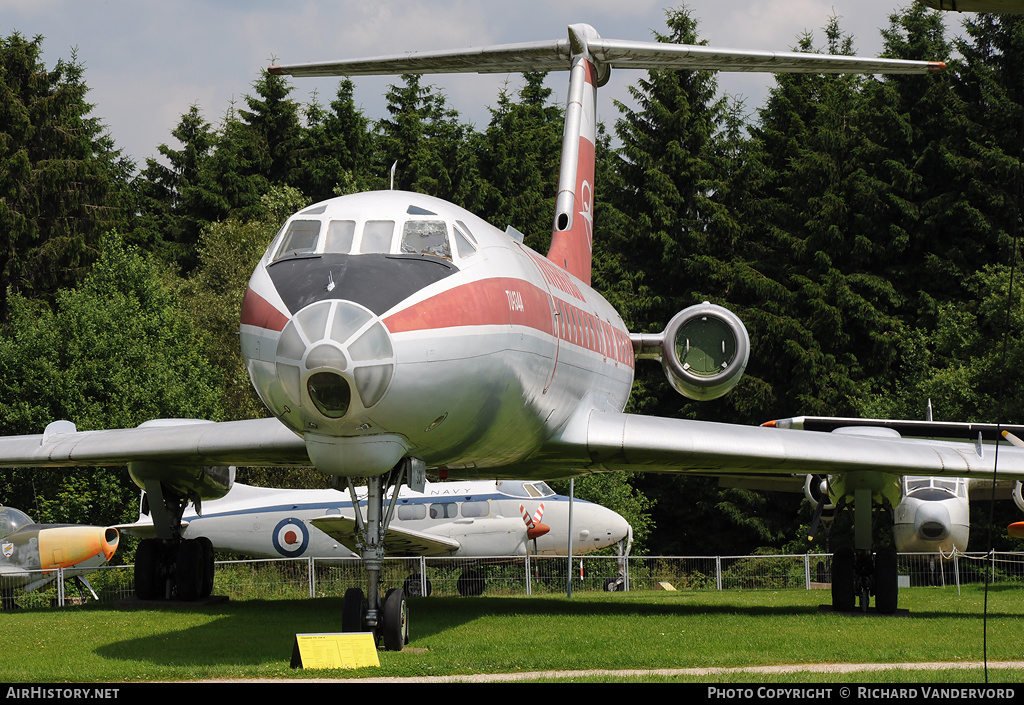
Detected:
[
  {"left": 240, "top": 189, "right": 636, "bottom": 480},
  {"left": 0, "top": 23, "right": 1005, "bottom": 643}
]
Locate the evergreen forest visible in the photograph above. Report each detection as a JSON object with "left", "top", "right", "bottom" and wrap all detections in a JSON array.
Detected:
[{"left": 2, "top": 4, "right": 1024, "bottom": 559}]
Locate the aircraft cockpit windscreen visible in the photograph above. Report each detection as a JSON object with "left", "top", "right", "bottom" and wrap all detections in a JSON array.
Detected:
[
  {"left": 325, "top": 220, "right": 356, "bottom": 253},
  {"left": 360, "top": 220, "right": 395, "bottom": 253},
  {"left": 453, "top": 221, "right": 478, "bottom": 258},
  {"left": 495, "top": 480, "right": 555, "bottom": 498},
  {"left": 0, "top": 507, "right": 33, "bottom": 539},
  {"left": 270, "top": 207, "right": 478, "bottom": 264},
  {"left": 402, "top": 220, "right": 451, "bottom": 259},
  {"left": 273, "top": 219, "right": 321, "bottom": 261},
  {"left": 903, "top": 477, "right": 966, "bottom": 500}
]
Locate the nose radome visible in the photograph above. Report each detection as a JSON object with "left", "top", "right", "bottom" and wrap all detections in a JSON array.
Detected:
[
  {"left": 914, "top": 502, "right": 951, "bottom": 542},
  {"left": 275, "top": 300, "right": 396, "bottom": 419}
]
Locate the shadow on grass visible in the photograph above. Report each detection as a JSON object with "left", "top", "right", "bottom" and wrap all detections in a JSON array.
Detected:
[
  {"left": 92, "top": 594, "right": 816, "bottom": 666},
  {"left": 94, "top": 598, "right": 350, "bottom": 667},
  {"left": 90, "top": 589, "right": 1023, "bottom": 667}
]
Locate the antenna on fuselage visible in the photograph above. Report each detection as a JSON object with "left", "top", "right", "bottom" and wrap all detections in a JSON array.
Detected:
[{"left": 390, "top": 161, "right": 398, "bottom": 190}]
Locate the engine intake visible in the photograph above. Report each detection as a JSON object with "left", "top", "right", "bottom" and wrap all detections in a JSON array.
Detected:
[{"left": 632, "top": 302, "right": 750, "bottom": 401}]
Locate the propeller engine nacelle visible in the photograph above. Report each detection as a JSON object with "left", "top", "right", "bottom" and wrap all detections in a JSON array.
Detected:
[
  {"left": 804, "top": 474, "right": 834, "bottom": 512},
  {"left": 632, "top": 302, "right": 750, "bottom": 401}
]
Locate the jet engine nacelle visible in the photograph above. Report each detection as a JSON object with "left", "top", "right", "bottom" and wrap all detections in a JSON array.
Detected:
[
  {"left": 633, "top": 302, "right": 750, "bottom": 401},
  {"left": 128, "top": 419, "right": 236, "bottom": 501}
]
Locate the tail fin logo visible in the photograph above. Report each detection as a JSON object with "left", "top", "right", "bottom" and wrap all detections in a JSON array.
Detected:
[{"left": 579, "top": 180, "right": 593, "bottom": 251}]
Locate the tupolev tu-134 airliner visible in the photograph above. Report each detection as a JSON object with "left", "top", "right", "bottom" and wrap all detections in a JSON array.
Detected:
[{"left": 0, "top": 22, "right": 1019, "bottom": 650}]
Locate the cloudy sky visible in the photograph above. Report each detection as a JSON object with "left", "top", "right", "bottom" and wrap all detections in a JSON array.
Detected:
[{"left": 3, "top": 1, "right": 966, "bottom": 168}]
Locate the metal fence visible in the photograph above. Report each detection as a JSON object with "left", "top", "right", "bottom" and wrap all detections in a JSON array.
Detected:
[{"left": 4, "top": 551, "right": 1023, "bottom": 609}]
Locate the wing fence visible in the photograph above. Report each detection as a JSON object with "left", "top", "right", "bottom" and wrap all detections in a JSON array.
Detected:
[{"left": 3, "top": 551, "right": 1022, "bottom": 609}]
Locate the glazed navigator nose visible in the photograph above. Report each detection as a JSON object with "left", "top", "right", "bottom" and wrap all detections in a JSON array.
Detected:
[{"left": 275, "top": 300, "right": 396, "bottom": 420}]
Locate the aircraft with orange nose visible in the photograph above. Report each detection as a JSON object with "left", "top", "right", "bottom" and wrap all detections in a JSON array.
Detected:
[{"left": 0, "top": 505, "right": 118, "bottom": 607}]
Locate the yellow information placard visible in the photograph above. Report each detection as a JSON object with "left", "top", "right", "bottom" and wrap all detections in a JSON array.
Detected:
[{"left": 290, "top": 632, "right": 381, "bottom": 670}]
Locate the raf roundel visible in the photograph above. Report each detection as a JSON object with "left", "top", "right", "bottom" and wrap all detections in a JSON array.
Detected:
[{"left": 271, "top": 517, "right": 309, "bottom": 557}]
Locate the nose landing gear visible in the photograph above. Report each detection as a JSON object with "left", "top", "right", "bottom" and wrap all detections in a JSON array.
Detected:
[{"left": 339, "top": 460, "right": 417, "bottom": 650}]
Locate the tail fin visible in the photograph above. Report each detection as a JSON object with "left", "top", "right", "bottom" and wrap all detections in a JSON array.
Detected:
[
  {"left": 268, "top": 23, "right": 944, "bottom": 292},
  {"left": 547, "top": 24, "right": 599, "bottom": 286}
]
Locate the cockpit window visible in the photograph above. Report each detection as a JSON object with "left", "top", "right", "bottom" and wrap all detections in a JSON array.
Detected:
[
  {"left": 0, "top": 506, "right": 33, "bottom": 539},
  {"left": 453, "top": 222, "right": 478, "bottom": 258},
  {"left": 401, "top": 220, "right": 451, "bottom": 259},
  {"left": 494, "top": 481, "right": 555, "bottom": 498},
  {"left": 325, "top": 220, "right": 356, "bottom": 254},
  {"left": 904, "top": 477, "right": 966, "bottom": 498},
  {"left": 273, "top": 220, "right": 321, "bottom": 261},
  {"left": 361, "top": 220, "right": 395, "bottom": 253}
]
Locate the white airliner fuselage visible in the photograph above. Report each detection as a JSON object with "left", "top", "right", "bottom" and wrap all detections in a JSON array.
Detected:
[{"left": 126, "top": 480, "right": 631, "bottom": 560}]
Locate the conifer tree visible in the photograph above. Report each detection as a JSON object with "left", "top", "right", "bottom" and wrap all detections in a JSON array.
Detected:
[
  {"left": 0, "top": 32, "right": 128, "bottom": 325},
  {"left": 136, "top": 105, "right": 219, "bottom": 270},
  {"left": 476, "top": 72, "right": 563, "bottom": 251},
  {"left": 296, "top": 80, "right": 374, "bottom": 201},
  {"left": 745, "top": 17, "right": 903, "bottom": 418},
  {"left": 238, "top": 69, "right": 304, "bottom": 189},
  {"left": 376, "top": 75, "right": 478, "bottom": 205},
  {"left": 859, "top": 5, "right": 962, "bottom": 324}
]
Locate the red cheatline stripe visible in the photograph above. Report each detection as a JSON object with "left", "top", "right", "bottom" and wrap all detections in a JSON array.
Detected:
[
  {"left": 383, "top": 276, "right": 635, "bottom": 369},
  {"left": 383, "top": 278, "right": 553, "bottom": 335},
  {"left": 241, "top": 287, "right": 290, "bottom": 332}
]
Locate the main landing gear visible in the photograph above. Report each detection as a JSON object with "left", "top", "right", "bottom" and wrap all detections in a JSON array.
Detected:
[
  {"left": 339, "top": 461, "right": 414, "bottom": 651},
  {"left": 133, "top": 482, "right": 215, "bottom": 601},
  {"left": 829, "top": 488, "right": 898, "bottom": 614}
]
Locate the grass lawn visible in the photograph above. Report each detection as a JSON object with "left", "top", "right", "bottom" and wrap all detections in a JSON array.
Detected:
[{"left": 1, "top": 585, "right": 1022, "bottom": 683}]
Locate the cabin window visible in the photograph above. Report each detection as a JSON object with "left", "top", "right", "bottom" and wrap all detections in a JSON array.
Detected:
[
  {"left": 460, "top": 501, "right": 488, "bottom": 518},
  {"left": 273, "top": 220, "right": 321, "bottom": 261},
  {"left": 398, "top": 504, "right": 426, "bottom": 521},
  {"left": 325, "top": 220, "right": 356, "bottom": 253},
  {"left": 360, "top": 220, "right": 395, "bottom": 253},
  {"left": 401, "top": 220, "right": 451, "bottom": 259},
  {"left": 430, "top": 502, "right": 457, "bottom": 519}
]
